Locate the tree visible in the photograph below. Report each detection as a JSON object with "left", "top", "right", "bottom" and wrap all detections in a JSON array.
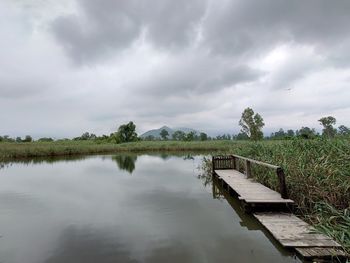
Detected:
[
  {"left": 185, "top": 131, "right": 196, "bottom": 141},
  {"left": 216, "top": 134, "right": 231, "bottom": 140},
  {"left": 233, "top": 132, "right": 249, "bottom": 140},
  {"left": 23, "top": 135, "right": 33, "bottom": 142},
  {"left": 338, "top": 125, "right": 350, "bottom": 136},
  {"left": 160, "top": 129, "right": 169, "bottom": 140},
  {"left": 172, "top": 130, "right": 186, "bottom": 141},
  {"left": 296, "top": 127, "right": 317, "bottom": 139},
  {"left": 270, "top": 128, "right": 286, "bottom": 139},
  {"left": 113, "top": 121, "right": 138, "bottom": 143},
  {"left": 16, "top": 137, "right": 22, "bottom": 143},
  {"left": 2, "top": 135, "right": 15, "bottom": 142},
  {"left": 199, "top": 132, "right": 208, "bottom": 141},
  {"left": 81, "top": 132, "right": 91, "bottom": 140},
  {"left": 286, "top": 129, "right": 295, "bottom": 137},
  {"left": 239, "top": 107, "right": 265, "bottom": 140},
  {"left": 38, "top": 137, "right": 54, "bottom": 142},
  {"left": 318, "top": 116, "right": 337, "bottom": 138}
]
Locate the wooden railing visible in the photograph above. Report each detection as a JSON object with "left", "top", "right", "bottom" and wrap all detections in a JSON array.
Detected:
[{"left": 212, "top": 155, "right": 288, "bottom": 199}]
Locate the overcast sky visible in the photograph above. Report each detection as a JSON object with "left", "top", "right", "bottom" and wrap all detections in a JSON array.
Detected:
[{"left": 1, "top": 0, "right": 350, "bottom": 138}]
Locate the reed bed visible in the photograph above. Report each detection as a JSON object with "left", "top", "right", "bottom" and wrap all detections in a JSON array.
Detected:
[{"left": 200, "top": 138, "right": 350, "bottom": 252}]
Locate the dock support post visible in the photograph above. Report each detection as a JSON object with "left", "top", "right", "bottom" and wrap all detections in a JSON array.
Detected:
[
  {"left": 232, "top": 156, "right": 238, "bottom": 171},
  {"left": 212, "top": 157, "right": 215, "bottom": 177},
  {"left": 245, "top": 160, "right": 252, "bottom": 178},
  {"left": 277, "top": 168, "right": 288, "bottom": 199}
]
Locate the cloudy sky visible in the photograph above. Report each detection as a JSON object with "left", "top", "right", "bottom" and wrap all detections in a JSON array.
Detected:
[{"left": 1, "top": 0, "right": 350, "bottom": 138}]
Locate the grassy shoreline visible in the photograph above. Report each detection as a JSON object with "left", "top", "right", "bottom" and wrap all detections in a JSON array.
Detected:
[
  {"left": 0, "top": 140, "right": 236, "bottom": 161},
  {"left": 1, "top": 139, "right": 349, "bottom": 253}
]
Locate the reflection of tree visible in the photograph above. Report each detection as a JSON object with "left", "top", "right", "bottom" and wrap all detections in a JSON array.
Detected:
[
  {"left": 0, "top": 155, "right": 88, "bottom": 170},
  {"left": 196, "top": 157, "right": 212, "bottom": 187},
  {"left": 183, "top": 154, "right": 194, "bottom": 160},
  {"left": 159, "top": 153, "right": 170, "bottom": 160},
  {"left": 112, "top": 155, "right": 137, "bottom": 174}
]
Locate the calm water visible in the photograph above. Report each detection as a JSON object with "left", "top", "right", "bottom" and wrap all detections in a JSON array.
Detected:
[{"left": 0, "top": 154, "right": 301, "bottom": 263}]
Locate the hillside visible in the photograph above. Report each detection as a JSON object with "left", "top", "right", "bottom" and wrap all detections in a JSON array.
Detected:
[{"left": 140, "top": 126, "right": 199, "bottom": 139}]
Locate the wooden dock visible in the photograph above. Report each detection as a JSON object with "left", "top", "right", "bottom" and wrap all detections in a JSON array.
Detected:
[{"left": 212, "top": 155, "right": 348, "bottom": 262}]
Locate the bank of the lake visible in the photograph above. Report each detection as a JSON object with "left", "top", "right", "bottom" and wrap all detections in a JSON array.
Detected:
[
  {"left": 1, "top": 138, "right": 349, "bottom": 253},
  {"left": 0, "top": 140, "right": 232, "bottom": 160}
]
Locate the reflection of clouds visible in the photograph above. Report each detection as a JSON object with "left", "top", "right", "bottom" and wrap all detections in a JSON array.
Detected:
[
  {"left": 45, "top": 225, "right": 137, "bottom": 263},
  {"left": 0, "top": 192, "right": 47, "bottom": 215},
  {"left": 0, "top": 155, "right": 297, "bottom": 263}
]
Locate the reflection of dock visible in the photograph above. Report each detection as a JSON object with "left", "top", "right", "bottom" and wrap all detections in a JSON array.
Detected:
[{"left": 212, "top": 155, "right": 347, "bottom": 262}]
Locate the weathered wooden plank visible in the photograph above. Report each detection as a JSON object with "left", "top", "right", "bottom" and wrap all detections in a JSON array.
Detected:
[
  {"left": 215, "top": 170, "right": 293, "bottom": 205},
  {"left": 254, "top": 212, "right": 300, "bottom": 220},
  {"left": 254, "top": 212, "right": 342, "bottom": 248},
  {"left": 277, "top": 238, "right": 341, "bottom": 247},
  {"left": 214, "top": 165, "right": 345, "bottom": 261},
  {"left": 237, "top": 192, "right": 282, "bottom": 197},
  {"left": 243, "top": 199, "right": 294, "bottom": 203},
  {"left": 296, "top": 247, "right": 347, "bottom": 258}
]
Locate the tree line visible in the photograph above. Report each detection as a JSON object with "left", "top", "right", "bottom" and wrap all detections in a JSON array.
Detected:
[
  {"left": 237, "top": 108, "right": 349, "bottom": 140},
  {"left": 1, "top": 109, "right": 349, "bottom": 143}
]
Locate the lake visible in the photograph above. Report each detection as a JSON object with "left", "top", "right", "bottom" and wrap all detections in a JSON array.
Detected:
[{"left": 0, "top": 154, "right": 301, "bottom": 263}]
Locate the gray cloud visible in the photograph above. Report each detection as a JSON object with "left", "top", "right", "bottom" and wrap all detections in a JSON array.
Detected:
[
  {"left": 132, "top": 52, "right": 263, "bottom": 97},
  {"left": 203, "top": 0, "right": 350, "bottom": 58},
  {"left": 1, "top": 0, "right": 350, "bottom": 138},
  {"left": 51, "top": 0, "right": 207, "bottom": 64}
]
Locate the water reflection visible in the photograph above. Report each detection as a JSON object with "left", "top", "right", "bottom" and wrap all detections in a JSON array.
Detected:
[
  {"left": 45, "top": 226, "right": 137, "bottom": 263},
  {"left": 211, "top": 176, "right": 299, "bottom": 260},
  {"left": 0, "top": 154, "right": 300, "bottom": 263},
  {"left": 112, "top": 155, "right": 138, "bottom": 174}
]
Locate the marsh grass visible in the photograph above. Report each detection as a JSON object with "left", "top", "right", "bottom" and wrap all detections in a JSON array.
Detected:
[
  {"left": 0, "top": 140, "right": 232, "bottom": 161},
  {"left": 199, "top": 138, "right": 350, "bottom": 252}
]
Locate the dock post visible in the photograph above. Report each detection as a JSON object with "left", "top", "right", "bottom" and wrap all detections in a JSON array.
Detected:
[
  {"left": 245, "top": 160, "right": 252, "bottom": 178},
  {"left": 277, "top": 168, "right": 288, "bottom": 199},
  {"left": 233, "top": 156, "right": 239, "bottom": 171},
  {"left": 212, "top": 156, "right": 215, "bottom": 177}
]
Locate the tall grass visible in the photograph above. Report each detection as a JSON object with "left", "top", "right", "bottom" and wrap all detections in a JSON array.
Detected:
[
  {"left": 0, "top": 140, "right": 233, "bottom": 161},
  {"left": 200, "top": 138, "right": 350, "bottom": 252}
]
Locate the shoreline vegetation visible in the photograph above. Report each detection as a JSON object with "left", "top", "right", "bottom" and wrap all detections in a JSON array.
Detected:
[{"left": 1, "top": 138, "right": 349, "bottom": 253}]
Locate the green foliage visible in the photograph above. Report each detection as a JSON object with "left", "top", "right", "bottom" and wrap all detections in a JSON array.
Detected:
[
  {"left": 239, "top": 107, "right": 265, "bottom": 140},
  {"left": 0, "top": 135, "right": 15, "bottom": 143},
  {"left": 172, "top": 130, "right": 186, "bottom": 141},
  {"left": 113, "top": 121, "right": 138, "bottom": 143},
  {"left": 160, "top": 129, "right": 169, "bottom": 140},
  {"left": 199, "top": 132, "right": 208, "bottom": 141},
  {"left": 38, "top": 137, "right": 54, "bottom": 142},
  {"left": 311, "top": 202, "right": 350, "bottom": 252},
  {"left": 286, "top": 129, "right": 295, "bottom": 137},
  {"left": 143, "top": 135, "right": 156, "bottom": 141},
  {"left": 338, "top": 125, "right": 350, "bottom": 136},
  {"left": 296, "top": 126, "right": 317, "bottom": 139},
  {"left": 269, "top": 128, "right": 295, "bottom": 140},
  {"left": 23, "top": 135, "right": 33, "bottom": 142},
  {"left": 216, "top": 134, "right": 231, "bottom": 140},
  {"left": 184, "top": 131, "right": 196, "bottom": 141},
  {"left": 74, "top": 132, "right": 97, "bottom": 141},
  {"left": 233, "top": 132, "right": 249, "bottom": 140},
  {"left": 319, "top": 116, "right": 337, "bottom": 138}
]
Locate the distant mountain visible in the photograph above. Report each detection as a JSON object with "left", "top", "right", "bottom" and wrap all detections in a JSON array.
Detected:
[{"left": 140, "top": 126, "right": 200, "bottom": 139}]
